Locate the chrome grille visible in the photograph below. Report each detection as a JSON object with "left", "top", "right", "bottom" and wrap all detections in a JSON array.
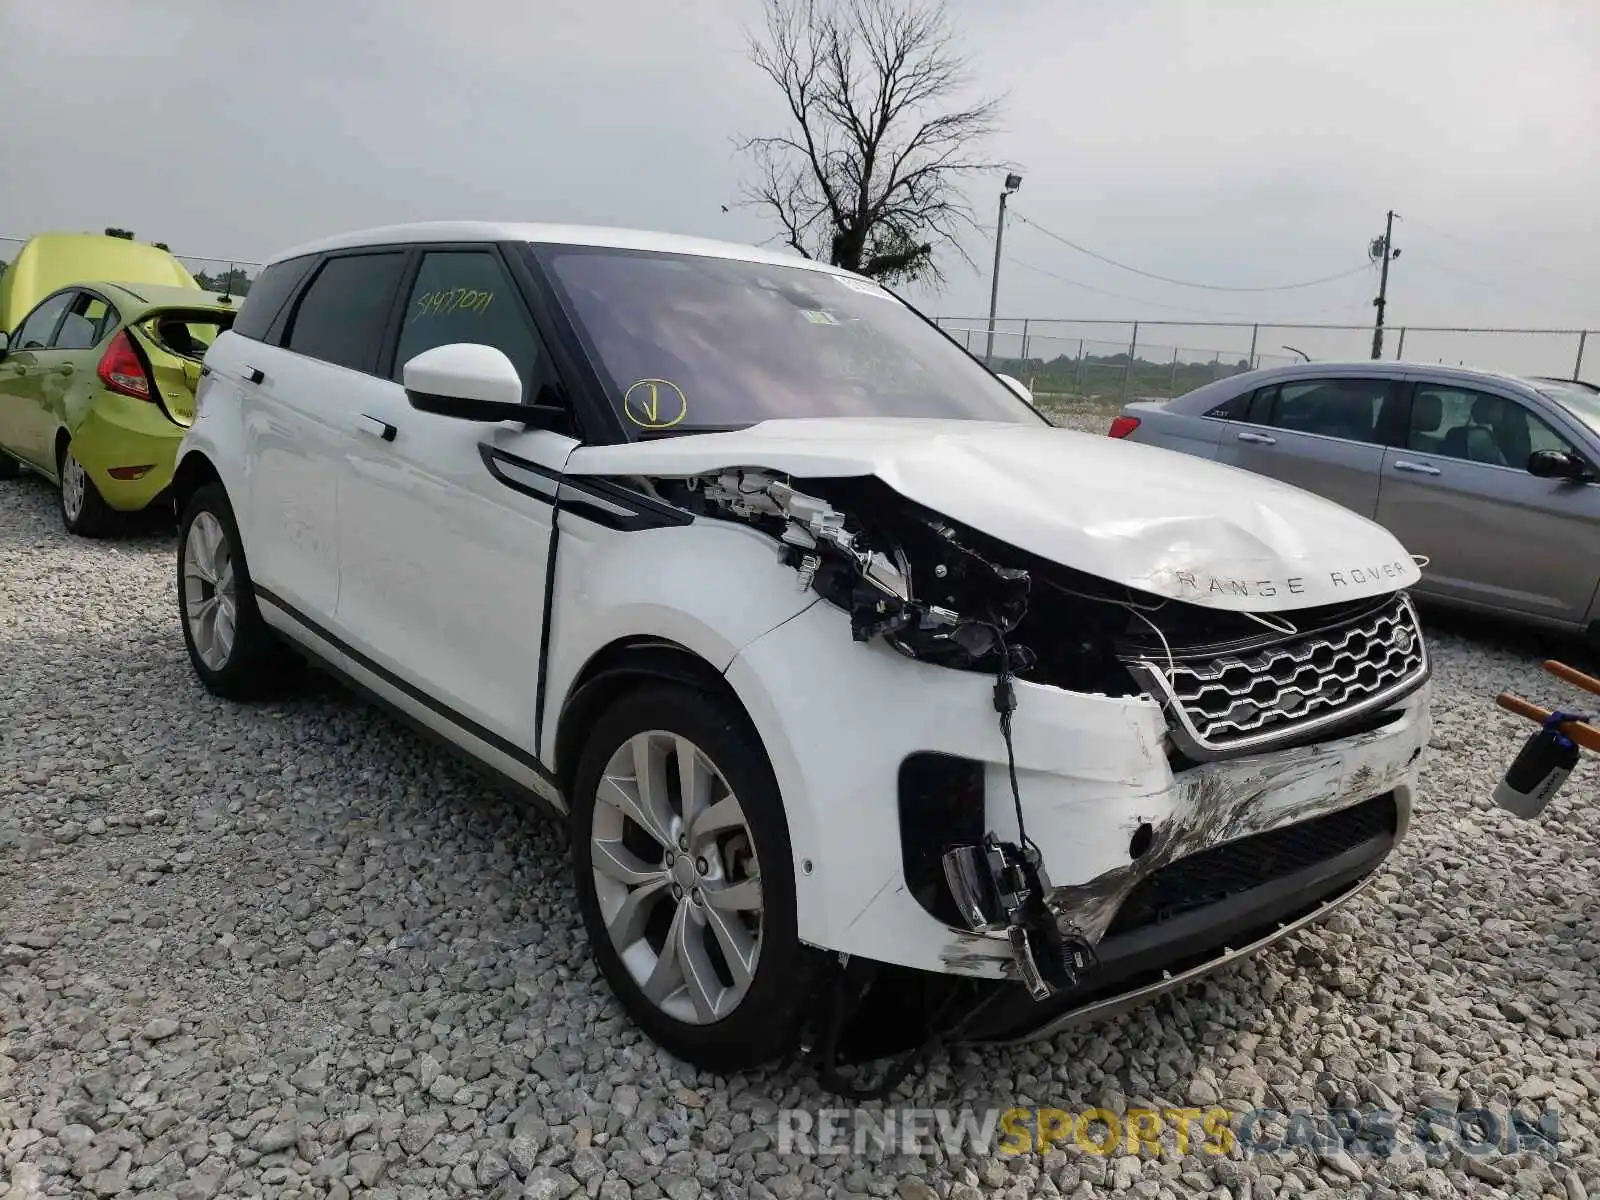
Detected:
[{"left": 1129, "top": 594, "right": 1428, "bottom": 759}]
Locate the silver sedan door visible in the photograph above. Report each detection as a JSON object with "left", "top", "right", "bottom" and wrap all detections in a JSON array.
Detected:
[
  {"left": 1217, "top": 375, "right": 1399, "bottom": 518},
  {"left": 1374, "top": 381, "right": 1600, "bottom": 625}
]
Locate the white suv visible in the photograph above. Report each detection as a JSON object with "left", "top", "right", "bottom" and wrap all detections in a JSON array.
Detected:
[{"left": 174, "top": 222, "right": 1432, "bottom": 1080}]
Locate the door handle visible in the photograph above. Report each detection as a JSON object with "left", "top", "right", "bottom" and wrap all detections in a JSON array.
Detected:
[
  {"left": 354, "top": 413, "right": 397, "bottom": 442},
  {"left": 1393, "top": 460, "right": 1441, "bottom": 476},
  {"left": 242, "top": 365, "right": 264, "bottom": 385},
  {"left": 52, "top": 364, "right": 74, "bottom": 376},
  {"left": 1235, "top": 430, "right": 1277, "bottom": 445}
]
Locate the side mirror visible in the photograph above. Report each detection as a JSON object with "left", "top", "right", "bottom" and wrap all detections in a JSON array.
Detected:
[
  {"left": 0, "top": 330, "right": 9, "bottom": 360},
  {"left": 1527, "top": 448, "right": 1591, "bottom": 481},
  {"left": 996, "top": 373, "right": 1032, "bottom": 403},
  {"left": 403, "top": 343, "right": 565, "bottom": 430}
]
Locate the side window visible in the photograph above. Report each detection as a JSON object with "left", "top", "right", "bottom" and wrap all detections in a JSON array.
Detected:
[
  {"left": 54, "top": 293, "right": 116, "bottom": 351},
  {"left": 1409, "top": 385, "right": 1576, "bottom": 468},
  {"left": 1203, "top": 389, "right": 1251, "bottom": 420},
  {"left": 392, "top": 250, "right": 547, "bottom": 397},
  {"left": 1256, "top": 378, "right": 1392, "bottom": 444},
  {"left": 13, "top": 292, "right": 73, "bottom": 350},
  {"left": 232, "top": 255, "right": 316, "bottom": 343},
  {"left": 285, "top": 252, "right": 408, "bottom": 373}
]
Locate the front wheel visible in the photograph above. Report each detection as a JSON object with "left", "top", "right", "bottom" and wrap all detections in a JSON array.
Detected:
[
  {"left": 570, "top": 683, "right": 821, "bottom": 1073},
  {"left": 58, "top": 441, "right": 114, "bottom": 537},
  {"left": 0, "top": 451, "right": 20, "bottom": 481},
  {"left": 177, "top": 483, "right": 296, "bottom": 700}
]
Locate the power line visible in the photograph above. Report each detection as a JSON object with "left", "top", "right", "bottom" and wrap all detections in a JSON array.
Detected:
[
  {"left": 1004, "top": 256, "right": 1377, "bottom": 322},
  {"left": 1402, "top": 215, "right": 1598, "bottom": 286},
  {"left": 1009, "top": 211, "right": 1373, "bottom": 292}
]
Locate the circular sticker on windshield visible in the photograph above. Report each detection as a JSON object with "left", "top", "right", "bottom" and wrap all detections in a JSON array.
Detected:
[{"left": 624, "top": 379, "right": 688, "bottom": 429}]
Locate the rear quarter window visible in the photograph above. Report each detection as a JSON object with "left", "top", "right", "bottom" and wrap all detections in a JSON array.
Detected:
[
  {"left": 231, "top": 255, "right": 316, "bottom": 342},
  {"left": 1203, "top": 389, "right": 1251, "bottom": 419}
]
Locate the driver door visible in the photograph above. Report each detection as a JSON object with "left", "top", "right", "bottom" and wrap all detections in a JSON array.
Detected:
[{"left": 1375, "top": 381, "right": 1600, "bottom": 623}]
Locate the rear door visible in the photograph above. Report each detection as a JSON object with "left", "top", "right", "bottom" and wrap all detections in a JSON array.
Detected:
[
  {"left": 1218, "top": 374, "right": 1400, "bottom": 517},
  {"left": 0, "top": 290, "right": 74, "bottom": 468},
  {"left": 235, "top": 250, "right": 409, "bottom": 623},
  {"left": 1375, "top": 381, "right": 1600, "bottom": 623}
]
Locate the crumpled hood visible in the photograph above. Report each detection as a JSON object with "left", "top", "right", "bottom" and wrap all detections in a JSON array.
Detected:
[{"left": 564, "top": 417, "right": 1421, "bottom": 611}]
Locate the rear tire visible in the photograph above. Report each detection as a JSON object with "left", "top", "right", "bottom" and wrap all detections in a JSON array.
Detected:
[
  {"left": 570, "top": 683, "right": 822, "bottom": 1073},
  {"left": 177, "top": 482, "right": 297, "bottom": 700},
  {"left": 58, "top": 441, "right": 114, "bottom": 537}
]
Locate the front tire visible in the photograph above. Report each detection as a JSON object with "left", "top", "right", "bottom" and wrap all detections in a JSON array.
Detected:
[
  {"left": 58, "top": 441, "right": 114, "bottom": 537},
  {"left": 177, "top": 483, "right": 295, "bottom": 700},
  {"left": 0, "top": 451, "right": 20, "bottom": 481},
  {"left": 570, "top": 683, "right": 821, "bottom": 1073}
]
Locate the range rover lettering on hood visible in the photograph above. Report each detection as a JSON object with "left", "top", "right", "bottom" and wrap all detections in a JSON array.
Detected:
[{"left": 562, "top": 417, "right": 1423, "bottom": 611}]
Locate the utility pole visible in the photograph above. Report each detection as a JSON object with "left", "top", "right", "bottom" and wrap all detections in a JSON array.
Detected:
[
  {"left": 984, "top": 172, "right": 1023, "bottom": 365},
  {"left": 1369, "top": 210, "right": 1401, "bottom": 360}
]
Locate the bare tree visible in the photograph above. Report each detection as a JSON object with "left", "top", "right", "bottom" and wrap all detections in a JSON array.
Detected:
[{"left": 737, "top": 0, "right": 1004, "bottom": 287}]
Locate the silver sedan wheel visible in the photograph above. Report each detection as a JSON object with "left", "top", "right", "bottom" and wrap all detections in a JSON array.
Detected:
[
  {"left": 61, "top": 451, "right": 87, "bottom": 521},
  {"left": 182, "top": 511, "right": 238, "bottom": 671},
  {"left": 591, "top": 731, "right": 764, "bottom": 1025}
]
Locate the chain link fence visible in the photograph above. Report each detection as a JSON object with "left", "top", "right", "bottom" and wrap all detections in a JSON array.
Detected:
[{"left": 938, "top": 317, "right": 1594, "bottom": 404}]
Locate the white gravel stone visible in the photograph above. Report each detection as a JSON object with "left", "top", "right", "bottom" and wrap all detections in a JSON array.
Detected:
[{"left": 4, "top": 435, "right": 1600, "bottom": 1198}]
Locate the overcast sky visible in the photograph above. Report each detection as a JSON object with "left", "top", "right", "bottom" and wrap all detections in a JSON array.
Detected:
[{"left": 3, "top": 0, "right": 1596, "bottom": 371}]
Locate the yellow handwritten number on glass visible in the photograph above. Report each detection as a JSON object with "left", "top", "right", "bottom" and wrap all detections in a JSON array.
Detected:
[{"left": 623, "top": 379, "right": 688, "bottom": 429}]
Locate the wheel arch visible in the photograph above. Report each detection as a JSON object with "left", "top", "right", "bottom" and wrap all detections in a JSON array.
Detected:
[
  {"left": 172, "top": 450, "right": 223, "bottom": 519},
  {"left": 552, "top": 636, "right": 755, "bottom": 801}
]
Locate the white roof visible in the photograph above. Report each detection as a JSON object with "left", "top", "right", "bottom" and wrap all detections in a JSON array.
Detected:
[{"left": 270, "top": 221, "right": 848, "bottom": 275}]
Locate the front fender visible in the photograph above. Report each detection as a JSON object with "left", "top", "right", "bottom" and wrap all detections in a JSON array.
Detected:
[{"left": 539, "top": 512, "right": 818, "bottom": 760}]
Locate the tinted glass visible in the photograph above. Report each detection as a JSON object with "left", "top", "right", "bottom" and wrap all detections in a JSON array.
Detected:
[
  {"left": 393, "top": 251, "right": 542, "bottom": 393},
  {"left": 1409, "top": 385, "right": 1573, "bottom": 467},
  {"left": 536, "top": 245, "right": 1039, "bottom": 435},
  {"left": 233, "top": 255, "right": 316, "bottom": 342},
  {"left": 1256, "top": 378, "right": 1391, "bottom": 444},
  {"left": 1204, "top": 390, "right": 1250, "bottom": 419},
  {"left": 54, "top": 293, "right": 115, "bottom": 350},
  {"left": 286, "top": 253, "right": 407, "bottom": 372},
  {"left": 14, "top": 293, "right": 72, "bottom": 350}
]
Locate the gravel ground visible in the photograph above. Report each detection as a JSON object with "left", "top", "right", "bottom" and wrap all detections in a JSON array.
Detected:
[{"left": 5, "top": 441, "right": 1600, "bottom": 1200}]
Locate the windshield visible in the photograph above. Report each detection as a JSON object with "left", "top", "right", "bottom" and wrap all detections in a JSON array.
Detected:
[
  {"left": 534, "top": 244, "right": 1040, "bottom": 436},
  {"left": 1538, "top": 381, "right": 1600, "bottom": 436}
]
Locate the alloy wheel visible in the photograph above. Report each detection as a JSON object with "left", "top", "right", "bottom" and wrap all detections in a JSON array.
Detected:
[
  {"left": 61, "top": 452, "right": 86, "bottom": 521},
  {"left": 590, "top": 731, "right": 764, "bottom": 1025},
  {"left": 182, "top": 511, "right": 238, "bottom": 671}
]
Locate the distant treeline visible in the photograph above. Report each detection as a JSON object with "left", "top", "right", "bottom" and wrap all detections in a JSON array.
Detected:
[{"left": 988, "top": 350, "right": 1255, "bottom": 399}]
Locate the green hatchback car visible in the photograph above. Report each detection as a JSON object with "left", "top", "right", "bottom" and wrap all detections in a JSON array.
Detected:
[{"left": 0, "top": 281, "right": 238, "bottom": 535}]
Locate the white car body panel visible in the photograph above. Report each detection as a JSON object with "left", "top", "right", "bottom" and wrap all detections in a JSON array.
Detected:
[
  {"left": 725, "top": 592, "right": 1429, "bottom": 975},
  {"left": 564, "top": 417, "right": 1422, "bottom": 610},
  {"left": 175, "top": 221, "right": 1436, "bottom": 1052}
]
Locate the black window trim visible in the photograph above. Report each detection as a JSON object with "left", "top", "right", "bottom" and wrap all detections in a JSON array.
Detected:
[
  {"left": 257, "top": 254, "right": 319, "bottom": 346},
  {"left": 278, "top": 247, "right": 412, "bottom": 376},
  {"left": 53, "top": 287, "right": 122, "bottom": 351},
  {"left": 1396, "top": 376, "right": 1597, "bottom": 477},
  {"left": 11, "top": 289, "right": 77, "bottom": 351}
]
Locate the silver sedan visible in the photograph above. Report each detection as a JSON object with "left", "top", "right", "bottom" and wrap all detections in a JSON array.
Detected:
[{"left": 1112, "top": 362, "right": 1600, "bottom": 634}]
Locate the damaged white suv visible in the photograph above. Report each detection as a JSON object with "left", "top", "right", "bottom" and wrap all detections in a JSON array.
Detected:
[{"left": 173, "top": 223, "right": 1431, "bottom": 1082}]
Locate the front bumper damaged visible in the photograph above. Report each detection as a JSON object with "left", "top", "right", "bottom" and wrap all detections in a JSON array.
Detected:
[{"left": 728, "top": 597, "right": 1431, "bottom": 1023}]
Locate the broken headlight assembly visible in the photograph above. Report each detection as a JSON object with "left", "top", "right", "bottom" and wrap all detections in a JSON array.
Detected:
[{"left": 688, "top": 469, "right": 1099, "bottom": 1000}]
